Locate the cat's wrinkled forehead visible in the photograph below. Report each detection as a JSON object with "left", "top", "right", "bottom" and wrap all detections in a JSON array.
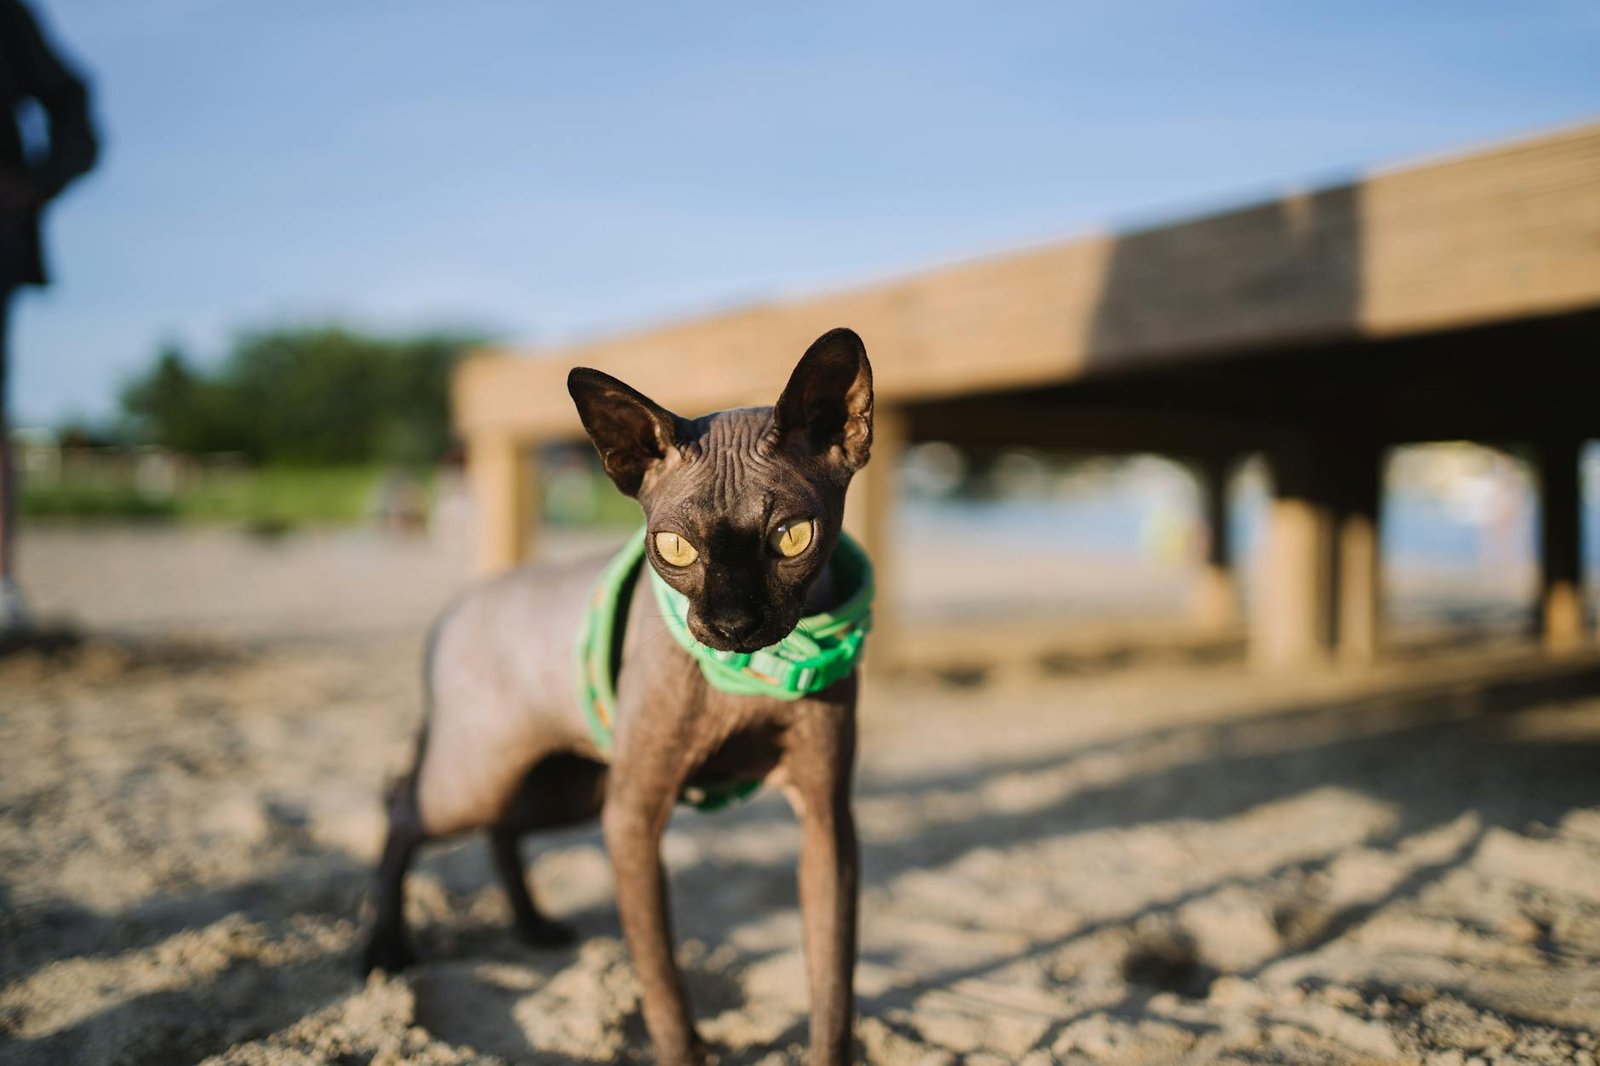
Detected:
[
  {"left": 654, "top": 408, "right": 794, "bottom": 522},
  {"left": 678, "top": 407, "right": 774, "bottom": 464}
]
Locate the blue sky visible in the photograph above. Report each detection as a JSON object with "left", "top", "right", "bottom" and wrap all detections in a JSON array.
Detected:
[{"left": 11, "top": 0, "right": 1600, "bottom": 425}]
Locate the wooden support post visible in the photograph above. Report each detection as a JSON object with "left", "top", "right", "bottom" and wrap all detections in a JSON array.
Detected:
[
  {"left": 1333, "top": 446, "right": 1383, "bottom": 666},
  {"left": 1191, "top": 454, "right": 1239, "bottom": 631},
  {"left": 469, "top": 433, "right": 536, "bottom": 575},
  {"left": 845, "top": 405, "right": 905, "bottom": 670},
  {"left": 1252, "top": 439, "right": 1383, "bottom": 669},
  {"left": 1255, "top": 496, "right": 1335, "bottom": 668},
  {"left": 1253, "top": 445, "right": 1336, "bottom": 669},
  {"left": 1536, "top": 436, "right": 1586, "bottom": 654}
]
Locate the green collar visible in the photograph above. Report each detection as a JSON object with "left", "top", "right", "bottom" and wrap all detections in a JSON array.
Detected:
[
  {"left": 646, "top": 533, "right": 873, "bottom": 700},
  {"left": 574, "top": 528, "right": 873, "bottom": 810}
]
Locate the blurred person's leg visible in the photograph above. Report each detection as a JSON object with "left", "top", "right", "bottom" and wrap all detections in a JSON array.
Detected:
[{"left": 0, "top": 286, "right": 24, "bottom": 630}]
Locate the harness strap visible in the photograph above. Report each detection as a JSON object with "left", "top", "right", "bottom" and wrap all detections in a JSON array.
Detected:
[{"left": 573, "top": 529, "right": 873, "bottom": 812}]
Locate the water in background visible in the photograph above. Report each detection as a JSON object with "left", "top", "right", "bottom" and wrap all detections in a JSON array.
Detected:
[{"left": 901, "top": 443, "right": 1600, "bottom": 630}]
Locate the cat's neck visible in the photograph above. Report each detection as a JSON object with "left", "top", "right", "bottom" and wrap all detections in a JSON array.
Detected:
[{"left": 801, "top": 550, "right": 845, "bottom": 615}]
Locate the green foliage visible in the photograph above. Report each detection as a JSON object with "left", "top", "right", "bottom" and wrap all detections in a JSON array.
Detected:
[
  {"left": 172, "top": 466, "right": 394, "bottom": 525},
  {"left": 20, "top": 483, "right": 178, "bottom": 520},
  {"left": 119, "top": 327, "right": 482, "bottom": 465},
  {"left": 21, "top": 465, "right": 403, "bottom": 528}
]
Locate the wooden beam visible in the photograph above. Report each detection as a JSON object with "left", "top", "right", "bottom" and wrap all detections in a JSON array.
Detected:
[
  {"left": 1333, "top": 446, "right": 1383, "bottom": 666},
  {"left": 1191, "top": 454, "right": 1240, "bottom": 632},
  {"left": 1253, "top": 443, "right": 1339, "bottom": 669},
  {"left": 905, "top": 398, "right": 1281, "bottom": 455},
  {"left": 1536, "top": 436, "right": 1587, "bottom": 654},
  {"left": 469, "top": 433, "right": 535, "bottom": 574},
  {"left": 1254, "top": 495, "right": 1335, "bottom": 669},
  {"left": 845, "top": 405, "right": 906, "bottom": 671},
  {"left": 455, "top": 123, "right": 1600, "bottom": 443}
]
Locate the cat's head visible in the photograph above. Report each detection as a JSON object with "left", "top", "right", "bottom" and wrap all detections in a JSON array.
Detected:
[{"left": 568, "top": 328, "right": 873, "bottom": 652}]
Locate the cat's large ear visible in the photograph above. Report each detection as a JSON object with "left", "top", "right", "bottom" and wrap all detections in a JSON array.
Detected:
[
  {"left": 567, "top": 368, "right": 688, "bottom": 497},
  {"left": 769, "top": 327, "right": 874, "bottom": 478}
]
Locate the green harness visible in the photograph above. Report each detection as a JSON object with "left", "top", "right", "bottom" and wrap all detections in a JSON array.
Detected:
[{"left": 574, "top": 529, "right": 874, "bottom": 811}]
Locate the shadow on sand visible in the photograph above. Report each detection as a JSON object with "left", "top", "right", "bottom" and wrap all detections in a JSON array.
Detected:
[{"left": 6, "top": 658, "right": 1600, "bottom": 1063}]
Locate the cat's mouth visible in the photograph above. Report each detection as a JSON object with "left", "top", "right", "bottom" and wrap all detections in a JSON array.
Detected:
[
  {"left": 687, "top": 614, "right": 797, "bottom": 655},
  {"left": 708, "top": 638, "right": 771, "bottom": 654}
]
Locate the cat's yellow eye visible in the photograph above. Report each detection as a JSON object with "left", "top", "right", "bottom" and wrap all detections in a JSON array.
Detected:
[
  {"left": 654, "top": 531, "right": 699, "bottom": 567},
  {"left": 769, "top": 518, "right": 815, "bottom": 559}
]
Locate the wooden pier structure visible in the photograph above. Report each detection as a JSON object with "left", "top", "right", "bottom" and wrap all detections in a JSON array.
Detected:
[{"left": 452, "top": 122, "right": 1600, "bottom": 668}]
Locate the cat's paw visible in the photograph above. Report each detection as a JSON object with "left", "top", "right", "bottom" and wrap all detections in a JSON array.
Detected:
[{"left": 356, "top": 934, "right": 417, "bottom": 977}]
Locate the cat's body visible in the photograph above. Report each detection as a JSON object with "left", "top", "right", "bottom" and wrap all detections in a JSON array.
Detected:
[
  {"left": 410, "top": 532, "right": 851, "bottom": 837},
  {"left": 361, "top": 329, "right": 873, "bottom": 1066}
]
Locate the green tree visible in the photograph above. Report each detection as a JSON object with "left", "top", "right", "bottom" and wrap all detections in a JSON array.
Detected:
[{"left": 119, "top": 326, "right": 483, "bottom": 465}]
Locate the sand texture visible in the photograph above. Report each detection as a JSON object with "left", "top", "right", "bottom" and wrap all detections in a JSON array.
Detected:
[{"left": 3, "top": 527, "right": 1599, "bottom": 1064}]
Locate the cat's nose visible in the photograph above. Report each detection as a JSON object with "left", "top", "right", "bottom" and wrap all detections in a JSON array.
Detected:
[{"left": 705, "top": 612, "right": 764, "bottom": 646}]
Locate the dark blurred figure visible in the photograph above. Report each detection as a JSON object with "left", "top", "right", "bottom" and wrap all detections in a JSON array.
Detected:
[{"left": 0, "top": 0, "right": 97, "bottom": 630}]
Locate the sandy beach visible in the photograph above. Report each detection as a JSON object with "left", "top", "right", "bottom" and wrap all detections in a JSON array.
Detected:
[{"left": 3, "top": 525, "right": 1599, "bottom": 1064}]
